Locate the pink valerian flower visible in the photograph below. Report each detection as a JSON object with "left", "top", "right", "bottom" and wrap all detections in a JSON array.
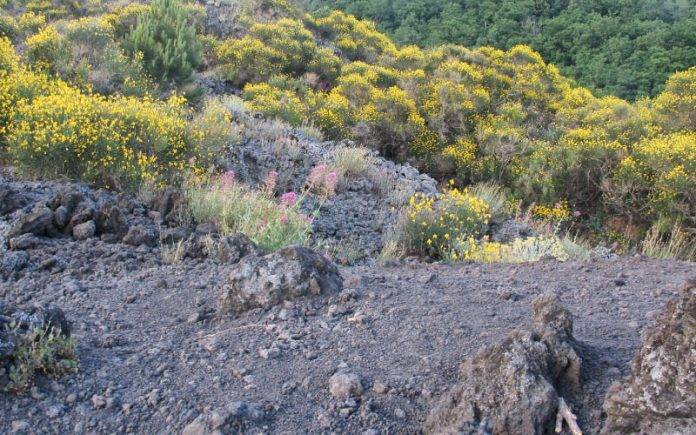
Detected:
[
  {"left": 219, "top": 170, "right": 235, "bottom": 189},
  {"left": 324, "top": 171, "right": 338, "bottom": 194},
  {"left": 280, "top": 191, "right": 298, "bottom": 207},
  {"left": 264, "top": 170, "right": 278, "bottom": 193},
  {"left": 308, "top": 164, "right": 327, "bottom": 186},
  {"left": 308, "top": 164, "right": 339, "bottom": 197},
  {"left": 573, "top": 210, "right": 582, "bottom": 218},
  {"left": 279, "top": 213, "right": 289, "bottom": 225}
]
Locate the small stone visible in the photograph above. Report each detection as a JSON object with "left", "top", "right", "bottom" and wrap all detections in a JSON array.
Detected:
[
  {"left": 373, "top": 380, "right": 388, "bottom": 394},
  {"left": 91, "top": 395, "right": 107, "bottom": 409},
  {"left": 329, "top": 372, "right": 363, "bottom": 400},
  {"left": 11, "top": 420, "right": 29, "bottom": 433},
  {"left": 614, "top": 279, "right": 626, "bottom": 287},
  {"left": 66, "top": 393, "right": 77, "bottom": 404},
  {"left": 394, "top": 408, "right": 406, "bottom": 419},
  {"left": 419, "top": 273, "right": 437, "bottom": 284},
  {"left": 72, "top": 220, "right": 96, "bottom": 240},
  {"left": 258, "top": 345, "right": 280, "bottom": 360},
  {"left": 8, "top": 234, "right": 39, "bottom": 250}
]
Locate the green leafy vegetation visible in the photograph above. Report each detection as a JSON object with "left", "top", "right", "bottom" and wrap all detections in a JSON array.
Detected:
[
  {"left": 3, "top": 325, "right": 78, "bottom": 394},
  {"left": 125, "top": 0, "right": 203, "bottom": 83},
  {"left": 303, "top": 0, "right": 696, "bottom": 100}
]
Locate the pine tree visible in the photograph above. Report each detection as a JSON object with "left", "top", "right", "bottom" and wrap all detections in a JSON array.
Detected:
[{"left": 127, "top": 0, "right": 202, "bottom": 83}]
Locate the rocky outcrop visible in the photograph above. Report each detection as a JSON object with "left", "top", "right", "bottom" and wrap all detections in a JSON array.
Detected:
[
  {"left": 602, "top": 278, "right": 696, "bottom": 434},
  {"left": 218, "top": 246, "right": 343, "bottom": 315},
  {"left": 425, "top": 294, "right": 582, "bottom": 435}
]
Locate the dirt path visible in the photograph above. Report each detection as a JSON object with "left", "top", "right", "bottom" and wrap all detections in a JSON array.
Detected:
[{"left": 1, "top": 241, "right": 693, "bottom": 434}]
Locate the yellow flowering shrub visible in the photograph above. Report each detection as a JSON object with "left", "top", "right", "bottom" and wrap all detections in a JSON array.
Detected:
[
  {"left": 519, "top": 128, "right": 627, "bottom": 208},
  {"left": 0, "top": 13, "right": 19, "bottom": 40},
  {"left": 25, "top": 25, "right": 66, "bottom": 72},
  {"left": 0, "top": 37, "right": 19, "bottom": 73},
  {"left": 398, "top": 189, "right": 491, "bottom": 259},
  {"left": 652, "top": 67, "right": 696, "bottom": 132},
  {"left": 216, "top": 36, "right": 284, "bottom": 85},
  {"left": 6, "top": 86, "right": 195, "bottom": 188},
  {"left": 0, "top": 68, "right": 67, "bottom": 143},
  {"left": 460, "top": 236, "right": 573, "bottom": 263},
  {"left": 17, "top": 11, "right": 46, "bottom": 36},
  {"left": 608, "top": 132, "right": 696, "bottom": 226},
  {"left": 313, "top": 11, "right": 395, "bottom": 62},
  {"left": 242, "top": 82, "right": 306, "bottom": 126}
]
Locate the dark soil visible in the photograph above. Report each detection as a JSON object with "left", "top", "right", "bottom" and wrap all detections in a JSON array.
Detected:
[{"left": 1, "top": 237, "right": 693, "bottom": 433}]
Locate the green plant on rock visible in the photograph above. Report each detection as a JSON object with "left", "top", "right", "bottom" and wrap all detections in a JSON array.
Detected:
[
  {"left": 126, "top": 0, "right": 202, "bottom": 83},
  {"left": 3, "top": 325, "right": 78, "bottom": 394}
]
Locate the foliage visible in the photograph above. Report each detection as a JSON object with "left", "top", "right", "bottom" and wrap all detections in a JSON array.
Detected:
[
  {"left": 125, "top": 0, "right": 202, "bottom": 83},
  {"left": 6, "top": 85, "right": 198, "bottom": 188},
  {"left": 641, "top": 223, "right": 696, "bottom": 262},
  {"left": 3, "top": 325, "right": 78, "bottom": 394},
  {"left": 186, "top": 172, "right": 314, "bottom": 251},
  {"left": 608, "top": 132, "right": 696, "bottom": 227},
  {"left": 397, "top": 188, "right": 491, "bottom": 259},
  {"left": 304, "top": 0, "right": 696, "bottom": 100},
  {"left": 459, "top": 235, "right": 588, "bottom": 264},
  {"left": 0, "top": 36, "right": 19, "bottom": 73}
]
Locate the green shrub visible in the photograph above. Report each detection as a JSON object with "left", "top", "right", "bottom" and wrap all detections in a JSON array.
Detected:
[
  {"left": 126, "top": 0, "right": 202, "bottom": 83},
  {"left": 3, "top": 325, "right": 78, "bottom": 394},
  {"left": 607, "top": 132, "right": 696, "bottom": 227}
]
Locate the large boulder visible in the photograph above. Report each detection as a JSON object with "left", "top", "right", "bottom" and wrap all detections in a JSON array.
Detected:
[
  {"left": 602, "top": 278, "right": 696, "bottom": 434},
  {"left": 425, "top": 294, "right": 582, "bottom": 435},
  {"left": 218, "top": 246, "right": 343, "bottom": 315}
]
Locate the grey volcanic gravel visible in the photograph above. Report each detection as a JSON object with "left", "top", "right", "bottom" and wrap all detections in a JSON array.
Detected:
[{"left": 1, "top": 242, "right": 694, "bottom": 433}]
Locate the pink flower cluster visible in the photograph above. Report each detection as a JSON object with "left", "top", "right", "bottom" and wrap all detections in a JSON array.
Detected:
[
  {"left": 281, "top": 191, "right": 298, "bottom": 207},
  {"left": 264, "top": 170, "right": 278, "bottom": 193},
  {"left": 219, "top": 170, "right": 235, "bottom": 190},
  {"left": 308, "top": 164, "right": 338, "bottom": 197}
]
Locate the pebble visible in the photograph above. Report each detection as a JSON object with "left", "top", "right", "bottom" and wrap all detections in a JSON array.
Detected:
[{"left": 329, "top": 372, "right": 363, "bottom": 400}]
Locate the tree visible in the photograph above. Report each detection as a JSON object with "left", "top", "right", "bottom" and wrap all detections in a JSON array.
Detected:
[{"left": 126, "top": 0, "right": 202, "bottom": 83}]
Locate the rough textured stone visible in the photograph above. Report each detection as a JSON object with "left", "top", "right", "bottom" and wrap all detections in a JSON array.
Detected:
[
  {"left": 424, "top": 294, "right": 581, "bottom": 435},
  {"left": 329, "top": 372, "right": 363, "bottom": 400},
  {"left": 182, "top": 233, "right": 260, "bottom": 263},
  {"left": 182, "top": 401, "right": 264, "bottom": 434},
  {"left": 218, "top": 246, "right": 343, "bottom": 315},
  {"left": 72, "top": 221, "right": 96, "bottom": 241},
  {"left": 7, "top": 205, "right": 55, "bottom": 239},
  {"left": 602, "top": 278, "right": 696, "bottom": 434},
  {"left": 122, "top": 225, "right": 157, "bottom": 247},
  {"left": 8, "top": 234, "right": 40, "bottom": 250}
]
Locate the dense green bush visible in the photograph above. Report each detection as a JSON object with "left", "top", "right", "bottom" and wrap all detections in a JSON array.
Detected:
[{"left": 126, "top": 0, "right": 202, "bottom": 83}]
